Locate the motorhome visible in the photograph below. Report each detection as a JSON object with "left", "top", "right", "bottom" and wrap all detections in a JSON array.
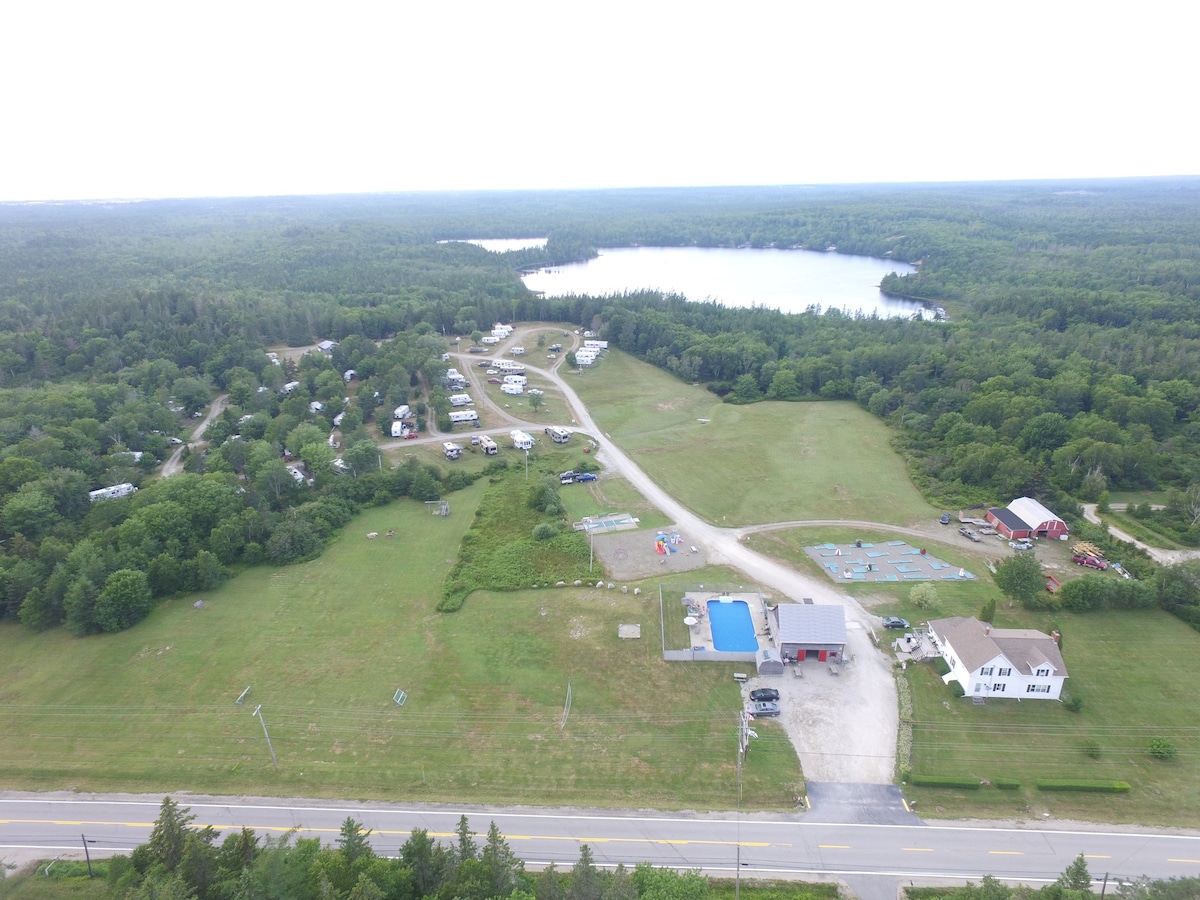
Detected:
[
  {"left": 545, "top": 426, "right": 571, "bottom": 444},
  {"left": 583, "top": 340, "right": 608, "bottom": 350},
  {"left": 448, "top": 409, "right": 479, "bottom": 424},
  {"left": 389, "top": 420, "right": 408, "bottom": 438},
  {"left": 510, "top": 430, "right": 534, "bottom": 450},
  {"left": 393, "top": 404, "right": 411, "bottom": 420},
  {"left": 495, "top": 360, "right": 525, "bottom": 373},
  {"left": 88, "top": 483, "right": 138, "bottom": 502},
  {"left": 443, "top": 442, "right": 463, "bottom": 460},
  {"left": 503, "top": 374, "right": 527, "bottom": 385},
  {"left": 501, "top": 383, "right": 523, "bottom": 395},
  {"left": 479, "top": 435, "right": 498, "bottom": 455}
]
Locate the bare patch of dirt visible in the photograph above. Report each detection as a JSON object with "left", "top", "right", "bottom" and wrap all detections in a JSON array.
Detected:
[{"left": 592, "top": 529, "right": 709, "bottom": 581}]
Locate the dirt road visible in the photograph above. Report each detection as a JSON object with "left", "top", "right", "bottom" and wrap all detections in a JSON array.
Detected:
[
  {"left": 534, "top": 353, "right": 899, "bottom": 784},
  {"left": 162, "top": 395, "right": 228, "bottom": 478}
]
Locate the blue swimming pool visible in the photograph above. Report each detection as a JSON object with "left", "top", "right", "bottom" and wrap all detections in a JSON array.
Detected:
[{"left": 706, "top": 598, "right": 758, "bottom": 652}]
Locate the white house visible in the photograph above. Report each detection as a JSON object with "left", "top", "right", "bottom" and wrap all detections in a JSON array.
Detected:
[{"left": 927, "top": 616, "right": 1068, "bottom": 700}]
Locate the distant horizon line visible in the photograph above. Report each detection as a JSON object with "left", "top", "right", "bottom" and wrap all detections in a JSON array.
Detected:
[{"left": 3, "top": 173, "right": 1199, "bottom": 206}]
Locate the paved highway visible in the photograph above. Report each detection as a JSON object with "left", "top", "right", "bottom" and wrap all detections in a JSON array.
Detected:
[{"left": 3, "top": 793, "right": 1199, "bottom": 892}]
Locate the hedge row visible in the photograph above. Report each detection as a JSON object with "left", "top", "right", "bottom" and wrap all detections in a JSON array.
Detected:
[
  {"left": 909, "top": 774, "right": 982, "bottom": 789},
  {"left": 992, "top": 778, "right": 1022, "bottom": 790},
  {"left": 1036, "top": 779, "right": 1131, "bottom": 793}
]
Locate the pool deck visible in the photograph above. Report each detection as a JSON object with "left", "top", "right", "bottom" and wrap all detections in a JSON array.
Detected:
[{"left": 680, "top": 591, "right": 769, "bottom": 654}]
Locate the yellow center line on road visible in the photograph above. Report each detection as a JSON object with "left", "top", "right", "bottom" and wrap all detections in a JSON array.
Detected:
[
  {"left": 1084, "top": 855, "right": 1111, "bottom": 859},
  {"left": 989, "top": 850, "right": 1023, "bottom": 855},
  {"left": 902, "top": 847, "right": 935, "bottom": 852},
  {"left": 4, "top": 818, "right": 772, "bottom": 850},
  {"left": 819, "top": 845, "right": 850, "bottom": 849},
  {"left": 1168, "top": 858, "right": 1200, "bottom": 864}
]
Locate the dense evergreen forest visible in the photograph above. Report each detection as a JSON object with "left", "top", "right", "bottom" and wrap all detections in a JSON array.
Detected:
[{"left": 3, "top": 179, "right": 1200, "bottom": 638}]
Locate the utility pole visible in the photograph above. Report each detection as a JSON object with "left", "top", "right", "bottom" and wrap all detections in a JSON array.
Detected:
[
  {"left": 252, "top": 705, "right": 279, "bottom": 772},
  {"left": 81, "top": 834, "right": 94, "bottom": 877}
]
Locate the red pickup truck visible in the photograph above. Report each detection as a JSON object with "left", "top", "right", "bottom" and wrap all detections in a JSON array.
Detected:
[{"left": 1072, "top": 554, "right": 1108, "bottom": 570}]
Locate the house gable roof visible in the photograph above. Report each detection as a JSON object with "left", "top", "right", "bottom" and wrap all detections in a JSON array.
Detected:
[
  {"left": 1008, "top": 497, "right": 1064, "bottom": 528},
  {"left": 929, "top": 616, "right": 1067, "bottom": 677},
  {"left": 774, "top": 604, "right": 846, "bottom": 645}
]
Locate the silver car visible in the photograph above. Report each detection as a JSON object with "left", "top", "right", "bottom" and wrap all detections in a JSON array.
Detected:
[{"left": 748, "top": 701, "right": 781, "bottom": 718}]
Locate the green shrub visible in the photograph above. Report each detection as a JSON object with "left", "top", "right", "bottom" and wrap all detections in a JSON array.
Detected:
[
  {"left": 948, "top": 681, "right": 965, "bottom": 698},
  {"left": 532, "top": 523, "right": 559, "bottom": 541},
  {"left": 933, "top": 657, "right": 951, "bottom": 676},
  {"left": 979, "top": 598, "right": 996, "bottom": 624},
  {"left": 1062, "top": 691, "right": 1084, "bottom": 713},
  {"left": 1150, "top": 737, "right": 1178, "bottom": 761},
  {"left": 1083, "top": 740, "right": 1101, "bottom": 760},
  {"left": 993, "top": 777, "right": 1021, "bottom": 790},
  {"left": 909, "top": 774, "right": 982, "bottom": 789},
  {"left": 1035, "top": 779, "right": 1130, "bottom": 793}
]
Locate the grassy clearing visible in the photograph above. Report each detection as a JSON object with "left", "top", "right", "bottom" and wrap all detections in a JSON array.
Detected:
[
  {"left": 0, "top": 477, "right": 800, "bottom": 810},
  {"left": 0, "top": 863, "right": 105, "bottom": 899},
  {"left": 904, "top": 608, "right": 1200, "bottom": 826},
  {"left": 573, "top": 351, "right": 937, "bottom": 527}
]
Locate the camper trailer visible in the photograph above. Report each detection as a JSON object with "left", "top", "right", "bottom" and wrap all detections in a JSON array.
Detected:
[
  {"left": 88, "top": 483, "right": 138, "bottom": 502},
  {"left": 449, "top": 393, "right": 473, "bottom": 407},
  {"left": 510, "top": 346, "right": 525, "bottom": 356},
  {"left": 583, "top": 340, "right": 608, "bottom": 350},
  {"left": 389, "top": 420, "right": 409, "bottom": 438},
  {"left": 503, "top": 374, "right": 527, "bottom": 385},
  {"left": 393, "top": 404, "right": 411, "bottom": 420},
  {"left": 479, "top": 435, "right": 498, "bottom": 455},
  {"left": 481, "top": 336, "right": 500, "bottom": 345},
  {"left": 501, "top": 383, "right": 523, "bottom": 395},
  {"left": 442, "top": 442, "right": 463, "bottom": 460},
  {"left": 447, "top": 409, "right": 480, "bottom": 425},
  {"left": 545, "top": 426, "right": 571, "bottom": 444},
  {"left": 510, "top": 430, "right": 534, "bottom": 450}
]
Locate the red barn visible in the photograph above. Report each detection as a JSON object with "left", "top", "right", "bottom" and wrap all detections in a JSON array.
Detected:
[{"left": 986, "top": 497, "right": 1068, "bottom": 541}]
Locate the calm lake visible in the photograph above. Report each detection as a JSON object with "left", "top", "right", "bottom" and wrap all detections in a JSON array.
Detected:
[{"left": 520, "top": 246, "right": 921, "bottom": 318}]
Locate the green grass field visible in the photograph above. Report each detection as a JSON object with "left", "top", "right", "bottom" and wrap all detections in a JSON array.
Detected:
[
  {"left": 0, "top": 478, "right": 799, "bottom": 810},
  {"left": 573, "top": 351, "right": 938, "bottom": 527},
  {"left": 904, "top": 607, "right": 1200, "bottom": 826}
]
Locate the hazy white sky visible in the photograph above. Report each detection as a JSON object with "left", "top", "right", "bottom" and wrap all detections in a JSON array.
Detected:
[{"left": 2, "top": 1, "right": 1194, "bottom": 201}]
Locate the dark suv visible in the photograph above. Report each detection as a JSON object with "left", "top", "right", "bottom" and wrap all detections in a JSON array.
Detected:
[{"left": 749, "top": 688, "right": 779, "bottom": 702}]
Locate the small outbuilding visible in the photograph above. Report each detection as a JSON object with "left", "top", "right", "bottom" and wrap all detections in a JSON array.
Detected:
[{"left": 755, "top": 647, "right": 785, "bottom": 676}]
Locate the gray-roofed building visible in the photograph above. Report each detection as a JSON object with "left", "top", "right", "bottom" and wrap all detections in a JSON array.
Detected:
[
  {"left": 928, "top": 616, "right": 1068, "bottom": 700},
  {"left": 768, "top": 604, "right": 846, "bottom": 663}
]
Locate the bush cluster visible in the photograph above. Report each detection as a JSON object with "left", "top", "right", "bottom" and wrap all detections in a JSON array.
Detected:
[
  {"left": 1035, "top": 779, "right": 1131, "bottom": 793},
  {"left": 909, "top": 774, "right": 982, "bottom": 789}
]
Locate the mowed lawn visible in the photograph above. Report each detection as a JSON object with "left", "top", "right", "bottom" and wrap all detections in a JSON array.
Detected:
[
  {"left": 904, "top": 607, "right": 1200, "bottom": 826},
  {"left": 573, "top": 350, "right": 937, "bottom": 526},
  {"left": 0, "top": 478, "right": 799, "bottom": 810}
]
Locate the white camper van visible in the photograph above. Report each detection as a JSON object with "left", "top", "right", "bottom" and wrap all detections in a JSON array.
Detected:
[{"left": 510, "top": 430, "right": 533, "bottom": 450}]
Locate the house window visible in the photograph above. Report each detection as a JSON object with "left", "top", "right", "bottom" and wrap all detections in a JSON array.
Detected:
[
  {"left": 992, "top": 683, "right": 1006, "bottom": 693},
  {"left": 980, "top": 667, "right": 994, "bottom": 676},
  {"left": 1025, "top": 684, "right": 1051, "bottom": 694},
  {"left": 999, "top": 667, "right": 1012, "bottom": 676},
  {"left": 1035, "top": 668, "right": 1050, "bottom": 676},
  {"left": 974, "top": 683, "right": 983, "bottom": 692}
]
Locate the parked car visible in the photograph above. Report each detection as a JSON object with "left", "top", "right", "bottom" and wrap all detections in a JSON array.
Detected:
[
  {"left": 468, "top": 346, "right": 486, "bottom": 353},
  {"left": 575, "top": 472, "right": 598, "bottom": 482},
  {"left": 486, "top": 369, "right": 498, "bottom": 374},
  {"left": 882, "top": 616, "right": 910, "bottom": 630},
  {"left": 940, "top": 513, "right": 951, "bottom": 525},
  {"left": 749, "top": 688, "right": 779, "bottom": 702},
  {"left": 1072, "top": 554, "right": 1108, "bottom": 570},
  {"left": 748, "top": 701, "right": 781, "bottom": 717},
  {"left": 1009, "top": 539, "right": 1033, "bottom": 550},
  {"left": 559, "top": 471, "right": 576, "bottom": 484},
  {"left": 477, "top": 360, "right": 492, "bottom": 367},
  {"left": 488, "top": 377, "right": 502, "bottom": 383},
  {"left": 959, "top": 526, "right": 982, "bottom": 542},
  {"left": 548, "top": 353, "right": 557, "bottom": 359},
  {"left": 404, "top": 432, "right": 419, "bottom": 440},
  {"left": 470, "top": 435, "right": 480, "bottom": 445}
]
